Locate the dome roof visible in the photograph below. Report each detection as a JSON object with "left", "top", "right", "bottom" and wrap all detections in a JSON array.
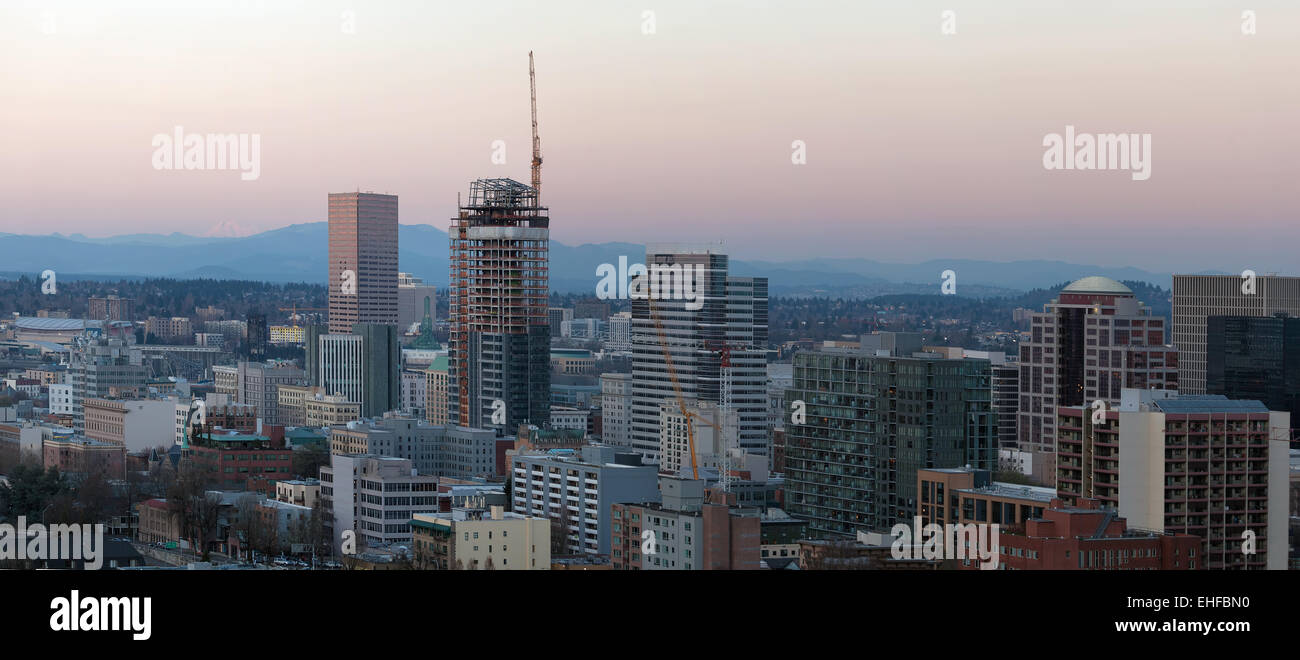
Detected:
[{"left": 1061, "top": 276, "right": 1132, "bottom": 295}]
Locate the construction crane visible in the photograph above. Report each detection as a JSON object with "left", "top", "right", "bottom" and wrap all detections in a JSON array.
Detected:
[
  {"left": 529, "top": 51, "right": 542, "bottom": 203},
  {"left": 646, "top": 294, "right": 700, "bottom": 480}
]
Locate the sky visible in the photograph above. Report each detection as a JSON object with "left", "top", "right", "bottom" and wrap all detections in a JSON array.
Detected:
[{"left": 1, "top": 0, "right": 1297, "bottom": 273}]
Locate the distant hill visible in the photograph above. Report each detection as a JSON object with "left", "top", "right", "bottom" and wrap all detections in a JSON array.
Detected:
[{"left": 0, "top": 224, "right": 1197, "bottom": 296}]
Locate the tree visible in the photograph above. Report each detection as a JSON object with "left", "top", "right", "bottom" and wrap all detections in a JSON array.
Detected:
[
  {"left": 291, "top": 444, "right": 330, "bottom": 480},
  {"left": 0, "top": 464, "right": 69, "bottom": 521},
  {"left": 166, "top": 462, "right": 222, "bottom": 560}
]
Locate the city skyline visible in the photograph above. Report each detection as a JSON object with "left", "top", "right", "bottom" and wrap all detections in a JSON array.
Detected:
[{"left": 3, "top": 1, "right": 1297, "bottom": 272}]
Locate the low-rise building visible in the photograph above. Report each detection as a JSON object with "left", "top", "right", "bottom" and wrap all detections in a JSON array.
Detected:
[{"left": 410, "top": 505, "right": 550, "bottom": 570}]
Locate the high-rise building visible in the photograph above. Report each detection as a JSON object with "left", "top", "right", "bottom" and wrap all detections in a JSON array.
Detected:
[
  {"left": 548, "top": 307, "right": 573, "bottom": 338},
  {"left": 245, "top": 312, "right": 268, "bottom": 360},
  {"left": 327, "top": 192, "right": 399, "bottom": 334},
  {"left": 1172, "top": 274, "right": 1300, "bottom": 394},
  {"left": 397, "top": 273, "right": 438, "bottom": 334},
  {"left": 315, "top": 324, "right": 399, "bottom": 419},
  {"left": 604, "top": 312, "right": 632, "bottom": 352},
  {"left": 783, "top": 333, "right": 997, "bottom": 537},
  {"left": 630, "top": 245, "right": 768, "bottom": 462},
  {"left": 424, "top": 356, "right": 449, "bottom": 425},
  {"left": 448, "top": 179, "right": 550, "bottom": 431},
  {"left": 1018, "top": 276, "right": 1178, "bottom": 476},
  {"left": 1056, "top": 389, "right": 1289, "bottom": 570},
  {"left": 599, "top": 373, "right": 631, "bottom": 447},
  {"left": 87, "top": 296, "right": 134, "bottom": 322},
  {"left": 69, "top": 336, "right": 147, "bottom": 435},
  {"left": 1206, "top": 314, "right": 1300, "bottom": 427}
]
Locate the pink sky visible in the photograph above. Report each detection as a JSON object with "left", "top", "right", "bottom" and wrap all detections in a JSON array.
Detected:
[{"left": 1, "top": 1, "right": 1296, "bottom": 272}]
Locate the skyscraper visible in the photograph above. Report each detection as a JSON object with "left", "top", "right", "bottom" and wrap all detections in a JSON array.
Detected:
[
  {"left": 314, "top": 323, "right": 400, "bottom": 418},
  {"left": 448, "top": 179, "right": 550, "bottom": 431},
  {"left": 1206, "top": 314, "right": 1300, "bottom": 425},
  {"left": 1018, "top": 276, "right": 1178, "bottom": 477},
  {"left": 1172, "top": 274, "right": 1300, "bottom": 394},
  {"left": 629, "top": 245, "right": 769, "bottom": 462},
  {"left": 328, "top": 192, "right": 399, "bottom": 334},
  {"left": 783, "top": 333, "right": 997, "bottom": 536}
]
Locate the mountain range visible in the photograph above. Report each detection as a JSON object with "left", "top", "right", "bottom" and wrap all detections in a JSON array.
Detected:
[{"left": 0, "top": 224, "right": 1211, "bottom": 296}]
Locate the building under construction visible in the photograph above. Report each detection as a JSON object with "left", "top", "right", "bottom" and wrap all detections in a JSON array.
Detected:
[{"left": 448, "top": 178, "right": 551, "bottom": 432}]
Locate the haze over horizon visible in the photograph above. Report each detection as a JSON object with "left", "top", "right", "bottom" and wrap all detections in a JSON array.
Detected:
[{"left": 3, "top": 1, "right": 1297, "bottom": 273}]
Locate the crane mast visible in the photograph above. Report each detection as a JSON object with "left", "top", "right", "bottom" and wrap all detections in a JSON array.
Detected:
[{"left": 529, "top": 51, "right": 542, "bottom": 203}]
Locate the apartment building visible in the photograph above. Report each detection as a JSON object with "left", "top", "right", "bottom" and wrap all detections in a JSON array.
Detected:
[
  {"left": 1056, "top": 389, "right": 1289, "bottom": 569},
  {"left": 511, "top": 445, "right": 661, "bottom": 556},
  {"left": 410, "top": 505, "right": 550, "bottom": 570}
]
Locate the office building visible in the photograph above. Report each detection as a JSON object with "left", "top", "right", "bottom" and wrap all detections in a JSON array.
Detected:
[
  {"left": 604, "top": 312, "right": 632, "bottom": 352},
  {"left": 424, "top": 356, "right": 449, "bottom": 425},
  {"left": 1173, "top": 274, "right": 1300, "bottom": 394},
  {"left": 917, "top": 467, "right": 1054, "bottom": 530},
  {"left": 320, "top": 454, "right": 439, "bottom": 553},
  {"left": 448, "top": 179, "right": 551, "bottom": 431},
  {"left": 398, "top": 273, "right": 438, "bottom": 334},
  {"left": 315, "top": 324, "right": 399, "bottom": 419},
  {"left": 69, "top": 336, "right": 147, "bottom": 435},
  {"left": 784, "top": 333, "right": 997, "bottom": 537},
  {"left": 1206, "top": 314, "right": 1300, "bottom": 427},
  {"left": 510, "top": 445, "right": 660, "bottom": 556},
  {"left": 1018, "top": 276, "right": 1178, "bottom": 477},
  {"left": 328, "top": 413, "right": 501, "bottom": 479},
  {"left": 548, "top": 307, "right": 573, "bottom": 338},
  {"left": 630, "top": 245, "right": 769, "bottom": 461},
  {"left": 328, "top": 192, "right": 399, "bottom": 334},
  {"left": 88, "top": 296, "right": 134, "bottom": 322},
  {"left": 83, "top": 396, "right": 176, "bottom": 453},
  {"left": 599, "top": 373, "right": 632, "bottom": 447}
]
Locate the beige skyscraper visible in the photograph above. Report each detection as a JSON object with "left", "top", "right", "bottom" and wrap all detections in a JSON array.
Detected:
[
  {"left": 1172, "top": 274, "right": 1300, "bottom": 394},
  {"left": 328, "top": 192, "right": 399, "bottom": 334}
]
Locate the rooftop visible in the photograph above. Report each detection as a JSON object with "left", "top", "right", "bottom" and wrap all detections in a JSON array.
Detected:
[
  {"left": 1151, "top": 395, "right": 1270, "bottom": 414},
  {"left": 1060, "top": 276, "right": 1132, "bottom": 295}
]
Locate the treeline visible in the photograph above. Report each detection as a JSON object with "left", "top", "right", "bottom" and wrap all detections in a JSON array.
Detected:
[{"left": 0, "top": 276, "right": 326, "bottom": 323}]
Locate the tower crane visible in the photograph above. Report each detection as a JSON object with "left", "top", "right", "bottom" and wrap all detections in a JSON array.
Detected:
[{"left": 529, "top": 51, "right": 542, "bottom": 203}]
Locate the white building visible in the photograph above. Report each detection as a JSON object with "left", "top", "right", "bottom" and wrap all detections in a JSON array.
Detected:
[
  {"left": 599, "top": 373, "right": 632, "bottom": 447},
  {"left": 320, "top": 454, "right": 440, "bottom": 554},
  {"left": 48, "top": 383, "right": 75, "bottom": 416}
]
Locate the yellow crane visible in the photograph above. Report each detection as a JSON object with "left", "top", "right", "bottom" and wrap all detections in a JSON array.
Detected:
[
  {"left": 529, "top": 51, "right": 543, "bottom": 202},
  {"left": 646, "top": 294, "right": 701, "bottom": 480}
]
